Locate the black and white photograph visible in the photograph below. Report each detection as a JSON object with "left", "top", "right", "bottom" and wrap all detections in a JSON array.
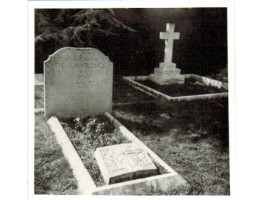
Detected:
[
  {"left": 4, "top": 0, "right": 263, "bottom": 199},
  {"left": 31, "top": 3, "right": 231, "bottom": 196}
]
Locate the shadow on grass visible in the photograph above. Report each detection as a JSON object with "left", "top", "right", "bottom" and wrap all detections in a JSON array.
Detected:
[
  {"left": 113, "top": 98, "right": 230, "bottom": 195},
  {"left": 113, "top": 98, "right": 229, "bottom": 148},
  {"left": 113, "top": 78, "right": 156, "bottom": 103}
]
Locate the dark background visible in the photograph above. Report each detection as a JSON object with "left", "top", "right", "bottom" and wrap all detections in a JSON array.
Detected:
[{"left": 35, "top": 8, "right": 227, "bottom": 76}]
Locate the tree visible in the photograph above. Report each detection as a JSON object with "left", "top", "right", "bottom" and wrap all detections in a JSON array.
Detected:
[{"left": 35, "top": 9, "right": 136, "bottom": 73}]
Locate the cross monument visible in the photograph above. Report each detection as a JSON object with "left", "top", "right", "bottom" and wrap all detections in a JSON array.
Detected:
[
  {"left": 149, "top": 23, "right": 185, "bottom": 85},
  {"left": 160, "top": 23, "right": 180, "bottom": 63}
]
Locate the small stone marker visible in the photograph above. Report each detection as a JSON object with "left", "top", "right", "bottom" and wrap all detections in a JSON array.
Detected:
[
  {"left": 44, "top": 47, "right": 113, "bottom": 118},
  {"left": 149, "top": 23, "right": 185, "bottom": 85},
  {"left": 94, "top": 143, "right": 158, "bottom": 184}
]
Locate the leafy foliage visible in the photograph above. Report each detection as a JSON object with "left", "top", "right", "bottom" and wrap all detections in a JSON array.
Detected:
[
  {"left": 35, "top": 9, "right": 136, "bottom": 46},
  {"left": 35, "top": 9, "right": 136, "bottom": 73}
]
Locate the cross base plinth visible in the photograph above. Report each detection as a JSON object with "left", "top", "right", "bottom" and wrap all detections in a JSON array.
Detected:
[
  {"left": 149, "top": 63, "right": 185, "bottom": 85},
  {"left": 149, "top": 74, "right": 185, "bottom": 85}
]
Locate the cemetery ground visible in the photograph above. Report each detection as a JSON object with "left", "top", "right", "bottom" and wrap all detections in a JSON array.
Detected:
[
  {"left": 34, "top": 77, "right": 229, "bottom": 195},
  {"left": 34, "top": 112, "right": 78, "bottom": 194}
]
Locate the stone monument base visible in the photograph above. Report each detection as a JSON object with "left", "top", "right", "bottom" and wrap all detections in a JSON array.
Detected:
[
  {"left": 149, "top": 73, "right": 185, "bottom": 85},
  {"left": 149, "top": 62, "right": 185, "bottom": 85}
]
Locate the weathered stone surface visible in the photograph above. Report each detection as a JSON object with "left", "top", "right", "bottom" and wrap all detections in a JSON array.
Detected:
[
  {"left": 159, "top": 62, "right": 177, "bottom": 69},
  {"left": 94, "top": 143, "right": 158, "bottom": 184},
  {"left": 44, "top": 47, "right": 113, "bottom": 118}
]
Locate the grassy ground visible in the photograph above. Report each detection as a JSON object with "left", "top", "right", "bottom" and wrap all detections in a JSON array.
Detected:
[
  {"left": 112, "top": 98, "right": 229, "bottom": 195},
  {"left": 113, "top": 78, "right": 156, "bottom": 103},
  {"left": 137, "top": 77, "right": 227, "bottom": 97},
  {"left": 34, "top": 112, "right": 78, "bottom": 194}
]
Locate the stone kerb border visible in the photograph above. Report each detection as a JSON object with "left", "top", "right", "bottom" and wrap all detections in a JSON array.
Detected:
[
  {"left": 46, "top": 113, "right": 189, "bottom": 195},
  {"left": 123, "top": 75, "right": 228, "bottom": 102}
]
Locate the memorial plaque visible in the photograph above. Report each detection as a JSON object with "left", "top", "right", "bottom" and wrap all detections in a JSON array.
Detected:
[
  {"left": 44, "top": 47, "right": 113, "bottom": 118},
  {"left": 94, "top": 143, "right": 158, "bottom": 184}
]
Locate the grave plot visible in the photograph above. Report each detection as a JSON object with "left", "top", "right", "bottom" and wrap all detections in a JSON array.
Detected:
[
  {"left": 112, "top": 98, "right": 230, "bottom": 195},
  {"left": 137, "top": 77, "right": 227, "bottom": 96},
  {"left": 59, "top": 114, "right": 151, "bottom": 187},
  {"left": 123, "top": 23, "right": 228, "bottom": 102},
  {"left": 59, "top": 115, "right": 168, "bottom": 186},
  {"left": 123, "top": 74, "right": 228, "bottom": 101},
  {"left": 48, "top": 113, "right": 190, "bottom": 195}
]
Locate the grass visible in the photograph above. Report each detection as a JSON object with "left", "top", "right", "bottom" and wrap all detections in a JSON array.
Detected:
[
  {"left": 113, "top": 78, "right": 156, "bottom": 103},
  {"left": 136, "top": 77, "right": 227, "bottom": 97},
  {"left": 60, "top": 115, "right": 131, "bottom": 186},
  {"left": 112, "top": 98, "right": 229, "bottom": 195},
  {"left": 34, "top": 112, "right": 78, "bottom": 194}
]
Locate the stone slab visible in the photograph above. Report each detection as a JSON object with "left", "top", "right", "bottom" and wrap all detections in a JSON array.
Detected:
[
  {"left": 44, "top": 47, "right": 113, "bottom": 119},
  {"left": 94, "top": 143, "right": 158, "bottom": 185}
]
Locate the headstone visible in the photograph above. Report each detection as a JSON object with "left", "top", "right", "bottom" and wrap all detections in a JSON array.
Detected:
[
  {"left": 44, "top": 47, "right": 113, "bottom": 118},
  {"left": 94, "top": 143, "right": 158, "bottom": 184},
  {"left": 149, "top": 23, "right": 185, "bottom": 85}
]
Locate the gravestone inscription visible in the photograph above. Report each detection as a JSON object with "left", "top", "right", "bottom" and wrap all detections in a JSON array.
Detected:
[
  {"left": 94, "top": 143, "right": 158, "bottom": 184},
  {"left": 44, "top": 47, "right": 113, "bottom": 118}
]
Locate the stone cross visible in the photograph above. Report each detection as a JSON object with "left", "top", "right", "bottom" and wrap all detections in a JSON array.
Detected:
[{"left": 160, "top": 23, "right": 180, "bottom": 63}]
